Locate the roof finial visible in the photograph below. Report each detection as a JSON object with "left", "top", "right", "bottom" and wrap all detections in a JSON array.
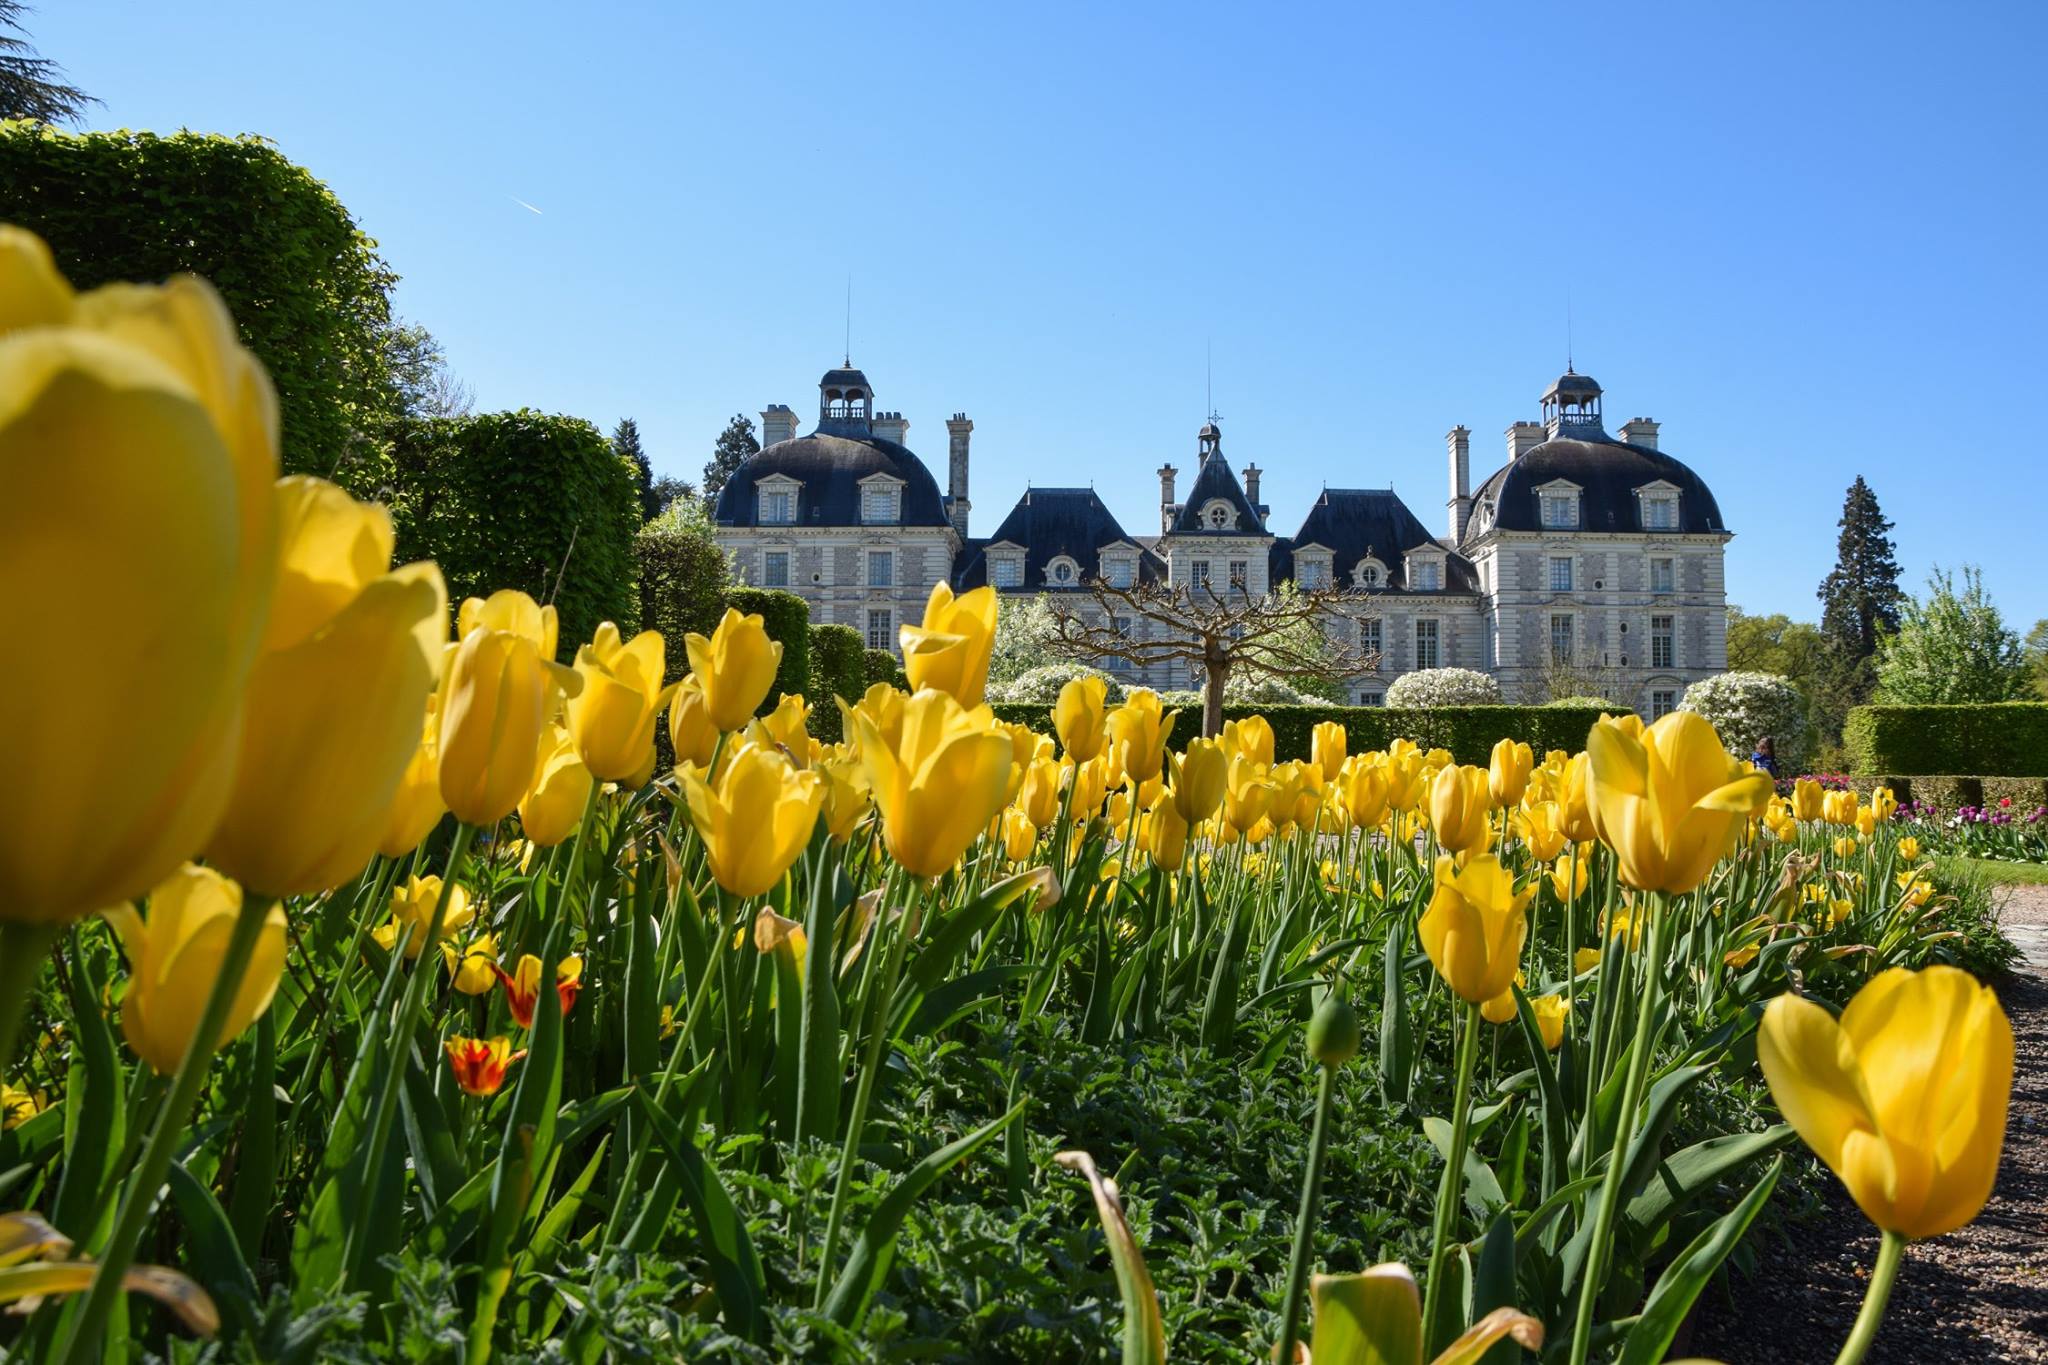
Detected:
[
  {"left": 844, "top": 276, "right": 852, "bottom": 367},
  {"left": 1566, "top": 281, "right": 1574, "bottom": 373}
]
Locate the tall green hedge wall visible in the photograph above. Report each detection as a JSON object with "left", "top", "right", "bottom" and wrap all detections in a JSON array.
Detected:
[
  {"left": 0, "top": 125, "right": 401, "bottom": 492},
  {"left": 1844, "top": 703, "right": 2048, "bottom": 778},
  {"left": 389, "top": 412, "right": 640, "bottom": 657},
  {"left": 636, "top": 525, "right": 731, "bottom": 679},
  {"left": 808, "top": 624, "right": 866, "bottom": 743},
  {"left": 988, "top": 702, "right": 1611, "bottom": 765}
]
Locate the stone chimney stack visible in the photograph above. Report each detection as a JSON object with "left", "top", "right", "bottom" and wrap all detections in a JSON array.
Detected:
[
  {"left": 1158, "top": 463, "right": 1178, "bottom": 533},
  {"left": 1243, "top": 463, "right": 1262, "bottom": 509},
  {"left": 761, "top": 403, "right": 798, "bottom": 447},
  {"left": 1618, "top": 417, "right": 1660, "bottom": 450},
  {"left": 1506, "top": 421, "right": 1546, "bottom": 462},
  {"left": 944, "top": 413, "right": 973, "bottom": 537},
  {"left": 871, "top": 410, "right": 910, "bottom": 446},
  {"left": 1445, "top": 425, "right": 1472, "bottom": 542}
]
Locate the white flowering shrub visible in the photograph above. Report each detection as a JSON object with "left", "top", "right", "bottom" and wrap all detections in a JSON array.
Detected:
[
  {"left": 1384, "top": 667, "right": 1502, "bottom": 708},
  {"left": 989, "top": 662, "right": 1127, "bottom": 705},
  {"left": 1225, "top": 674, "right": 1312, "bottom": 706},
  {"left": 1679, "top": 671, "right": 1808, "bottom": 770}
]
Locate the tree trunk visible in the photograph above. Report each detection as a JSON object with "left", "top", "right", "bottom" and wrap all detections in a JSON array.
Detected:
[{"left": 1203, "top": 654, "right": 1229, "bottom": 738}]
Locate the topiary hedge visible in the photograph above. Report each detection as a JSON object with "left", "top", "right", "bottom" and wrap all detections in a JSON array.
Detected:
[
  {"left": 721, "top": 588, "right": 811, "bottom": 716},
  {"left": 987, "top": 702, "right": 1612, "bottom": 765},
  {"left": 808, "top": 624, "right": 866, "bottom": 743},
  {"left": 0, "top": 125, "right": 401, "bottom": 493},
  {"left": 1844, "top": 702, "right": 2048, "bottom": 777},
  {"left": 390, "top": 411, "right": 641, "bottom": 657},
  {"left": 636, "top": 505, "right": 731, "bottom": 681},
  {"left": 864, "top": 648, "right": 902, "bottom": 690}
]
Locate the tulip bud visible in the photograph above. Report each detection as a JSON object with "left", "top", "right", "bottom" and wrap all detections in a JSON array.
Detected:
[
  {"left": 1054, "top": 675, "right": 1109, "bottom": 763},
  {"left": 1306, "top": 987, "right": 1361, "bottom": 1068}
]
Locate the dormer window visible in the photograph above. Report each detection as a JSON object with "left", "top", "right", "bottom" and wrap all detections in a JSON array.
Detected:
[
  {"left": 1540, "top": 492, "right": 1577, "bottom": 529},
  {"left": 859, "top": 475, "right": 903, "bottom": 526},
  {"left": 988, "top": 546, "right": 1025, "bottom": 589},
  {"left": 1201, "top": 499, "right": 1237, "bottom": 531},
  {"left": 1046, "top": 555, "right": 1079, "bottom": 587},
  {"left": 1409, "top": 560, "right": 1442, "bottom": 591},
  {"left": 1296, "top": 558, "right": 1329, "bottom": 590},
  {"left": 1354, "top": 557, "right": 1386, "bottom": 589},
  {"left": 1636, "top": 482, "right": 1681, "bottom": 532},
  {"left": 1102, "top": 553, "right": 1136, "bottom": 589},
  {"left": 757, "top": 477, "right": 799, "bottom": 526}
]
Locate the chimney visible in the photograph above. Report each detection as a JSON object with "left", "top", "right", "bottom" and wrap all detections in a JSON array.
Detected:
[
  {"left": 1618, "top": 417, "right": 1660, "bottom": 450},
  {"left": 1158, "top": 463, "right": 1178, "bottom": 533},
  {"left": 1506, "top": 421, "right": 1546, "bottom": 462},
  {"left": 1243, "top": 463, "right": 1262, "bottom": 509},
  {"left": 945, "top": 413, "right": 973, "bottom": 537},
  {"left": 761, "top": 403, "right": 798, "bottom": 447},
  {"left": 871, "top": 410, "right": 909, "bottom": 446},
  {"left": 1445, "top": 425, "right": 1472, "bottom": 542}
]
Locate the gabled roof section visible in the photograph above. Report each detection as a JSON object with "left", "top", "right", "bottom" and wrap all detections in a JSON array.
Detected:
[
  {"left": 1286, "top": 488, "right": 1478, "bottom": 592},
  {"left": 953, "top": 487, "right": 1165, "bottom": 591},
  {"left": 1169, "top": 455, "right": 1267, "bottom": 535}
]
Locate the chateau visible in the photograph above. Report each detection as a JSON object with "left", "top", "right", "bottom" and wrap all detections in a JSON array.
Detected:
[{"left": 711, "top": 363, "right": 1731, "bottom": 716}]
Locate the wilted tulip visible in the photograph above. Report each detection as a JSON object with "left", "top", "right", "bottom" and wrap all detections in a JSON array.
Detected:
[
  {"left": 497, "top": 954, "right": 583, "bottom": 1028},
  {"left": 1054, "top": 675, "right": 1109, "bottom": 762},
  {"left": 898, "top": 583, "right": 998, "bottom": 708},
  {"left": 666, "top": 675, "right": 719, "bottom": 768},
  {"left": 1419, "top": 855, "right": 1532, "bottom": 1004},
  {"left": 1311, "top": 720, "right": 1347, "bottom": 782},
  {"left": 678, "top": 742, "right": 823, "bottom": 897},
  {"left": 1429, "top": 764, "right": 1492, "bottom": 857},
  {"left": 567, "top": 622, "right": 676, "bottom": 782},
  {"left": 1488, "top": 738, "right": 1533, "bottom": 807},
  {"left": 1172, "top": 738, "right": 1229, "bottom": 825},
  {"left": 444, "top": 1035, "right": 525, "bottom": 1098},
  {"left": 1760, "top": 966, "right": 2011, "bottom": 1241},
  {"left": 103, "top": 865, "right": 287, "bottom": 1074},
  {"left": 1106, "top": 689, "right": 1177, "bottom": 783},
  {"left": 208, "top": 477, "right": 448, "bottom": 897},
  {"left": 520, "top": 722, "right": 595, "bottom": 847},
  {"left": 685, "top": 608, "right": 782, "bottom": 732},
  {"left": 1585, "top": 711, "right": 1773, "bottom": 894},
  {"left": 854, "top": 688, "right": 1014, "bottom": 879}
]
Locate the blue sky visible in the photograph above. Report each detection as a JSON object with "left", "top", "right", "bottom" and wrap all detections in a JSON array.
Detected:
[{"left": 35, "top": 2, "right": 2048, "bottom": 627}]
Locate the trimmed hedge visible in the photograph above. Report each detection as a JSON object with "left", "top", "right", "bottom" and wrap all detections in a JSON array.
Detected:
[
  {"left": 1844, "top": 703, "right": 2048, "bottom": 778},
  {"left": 865, "top": 648, "right": 907, "bottom": 691},
  {"left": 390, "top": 411, "right": 641, "bottom": 657},
  {"left": 987, "top": 703, "right": 1612, "bottom": 765},
  {"left": 809, "top": 624, "right": 866, "bottom": 743},
  {"left": 722, "top": 588, "right": 811, "bottom": 716},
  {"left": 636, "top": 521, "right": 731, "bottom": 682},
  {"left": 1870, "top": 775, "right": 2048, "bottom": 815},
  {"left": 0, "top": 125, "right": 401, "bottom": 493}
]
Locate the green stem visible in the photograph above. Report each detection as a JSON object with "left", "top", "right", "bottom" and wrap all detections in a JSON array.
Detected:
[
  {"left": 0, "top": 921, "right": 59, "bottom": 1074},
  {"left": 1276, "top": 1063, "right": 1339, "bottom": 1365},
  {"left": 55, "top": 894, "right": 277, "bottom": 1364},
  {"left": 1421, "top": 1000, "right": 1483, "bottom": 1354},
  {"left": 1833, "top": 1231, "right": 1906, "bottom": 1365},
  {"left": 1566, "top": 896, "right": 1668, "bottom": 1365}
]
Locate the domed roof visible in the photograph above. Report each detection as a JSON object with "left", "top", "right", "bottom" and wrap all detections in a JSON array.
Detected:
[
  {"left": 711, "top": 430, "right": 952, "bottom": 529},
  {"left": 1468, "top": 432, "right": 1726, "bottom": 538},
  {"left": 1542, "top": 369, "right": 1603, "bottom": 401}
]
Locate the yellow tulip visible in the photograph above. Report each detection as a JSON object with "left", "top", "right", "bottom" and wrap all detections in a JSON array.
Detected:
[
  {"left": 1419, "top": 855, "right": 1532, "bottom": 1004},
  {"left": 1832, "top": 835, "right": 1859, "bottom": 859},
  {"left": 0, "top": 248, "right": 277, "bottom": 924},
  {"left": 445, "top": 1035, "right": 524, "bottom": 1097},
  {"left": 1429, "top": 765, "right": 1492, "bottom": 856},
  {"left": 1311, "top": 720, "right": 1348, "bottom": 782},
  {"left": 898, "top": 583, "right": 998, "bottom": 708},
  {"left": 1223, "top": 754, "right": 1274, "bottom": 835},
  {"left": 377, "top": 874, "right": 473, "bottom": 960},
  {"left": 377, "top": 698, "right": 445, "bottom": 858},
  {"left": 1549, "top": 851, "right": 1589, "bottom": 901},
  {"left": 1383, "top": 742, "right": 1430, "bottom": 812},
  {"left": 998, "top": 806, "right": 1038, "bottom": 862},
  {"left": 839, "top": 682, "right": 905, "bottom": 755},
  {"left": 1574, "top": 946, "right": 1602, "bottom": 974},
  {"left": 746, "top": 691, "right": 815, "bottom": 768},
  {"left": 566, "top": 622, "right": 676, "bottom": 782},
  {"left": 458, "top": 589, "right": 558, "bottom": 660},
  {"left": 1871, "top": 787, "right": 1898, "bottom": 822},
  {"left": 1017, "top": 755, "right": 1063, "bottom": 829},
  {"left": 1267, "top": 761, "right": 1310, "bottom": 830},
  {"left": 1054, "top": 675, "right": 1109, "bottom": 762},
  {"left": 1898, "top": 836, "right": 1921, "bottom": 862},
  {"left": 1897, "top": 873, "right": 1933, "bottom": 908},
  {"left": 520, "top": 722, "right": 594, "bottom": 847},
  {"left": 1481, "top": 970, "right": 1526, "bottom": 1024},
  {"left": 1855, "top": 806, "right": 1877, "bottom": 837},
  {"left": 1584, "top": 711, "right": 1773, "bottom": 894},
  {"left": 685, "top": 608, "right": 783, "bottom": 732},
  {"left": 439, "top": 608, "right": 579, "bottom": 827},
  {"left": 1792, "top": 777, "right": 1825, "bottom": 823},
  {"left": 1306, "top": 1262, "right": 1543, "bottom": 1365},
  {"left": 1556, "top": 752, "right": 1598, "bottom": 844},
  {"left": 816, "top": 750, "right": 871, "bottom": 842},
  {"left": 1226, "top": 714, "right": 1275, "bottom": 769},
  {"left": 207, "top": 478, "right": 448, "bottom": 897},
  {"left": 1822, "top": 789, "right": 1856, "bottom": 827},
  {"left": 1760, "top": 966, "right": 2011, "bottom": 1241},
  {"left": 666, "top": 675, "right": 719, "bottom": 768},
  {"left": 1488, "top": 738, "right": 1533, "bottom": 808},
  {"left": 1064, "top": 755, "right": 1109, "bottom": 820},
  {"left": 854, "top": 689, "right": 1014, "bottom": 879},
  {"left": 103, "top": 865, "right": 286, "bottom": 1074},
  {"left": 1106, "top": 689, "right": 1177, "bottom": 783},
  {"left": 1513, "top": 801, "right": 1569, "bottom": 864},
  {"left": 1146, "top": 790, "right": 1190, "bottom": 871},
  {"left": 441, "top": 932, "right": 501, "bottom": 995},
  {"left": 678, "top": 742, "right": 822, "bottom": 897},
  {"left": 1172, "top": 738, "right": 1229, "bottom": 824},
  {"left": 1337, "top": 754, "right": 1391, "bottom": 830}
]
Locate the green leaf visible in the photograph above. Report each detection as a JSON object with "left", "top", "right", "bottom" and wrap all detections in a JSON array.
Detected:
[
  {"left": 629, "top": 1084, "right": 766, "bottom": 1340},
  {"left": 1379, "top": 922, "right": 1412, "bottom": 1106},
  {"left": 1055, "top": 1150, "right": 1165, "bottom": 1365},
  {"left": 227, "top": 1012, "right": 277, "bottom": 1260},
  {"left": 1614, "top": 1158, "right": 1782, "bottom": 1365},
  {"left": 1423, "top": 1118, "right": 1506, "bottom": 1220},
  {"left": 1624, "top": 1125, "right": 1794, "bottom": 1245},
  {"left": 164, "top": 1161, "right": 258, "bottom": 1335},
  {"left": 51, "top": 944, "right": 123, "bottom": 1243}
]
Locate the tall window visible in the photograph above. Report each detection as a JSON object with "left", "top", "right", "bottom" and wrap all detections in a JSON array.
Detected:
[
  {"left": 1550, "top": 614, "right": 1574, "bottom": 665},
  {"left": 1228, "top": 560, "right": 1249, "bottom": 590},
  {"left": 1650, "top": 688, "right": 1678, "bottom": 719},
  {"left": 1642, "top": 495, "right": 1678, "bottom": 530},
  {"left": 867, "top": 550, "right": 893, "bottom": 588},
  {"left": 1415, "top": 619, "right": 1440, "bottom": 669},
  {"left": 1541, "top": 492, "right": 1578, "bottom": 529},
  {"left": 762, "top": 550, "right": 790, "bottom": 588},
  {"left": 1651, "top": 614, "right": 1675, "bottom": 669},
  {"left": 759, "top": 488, "right": 795, "bottom": 525},
  {"left": 866, "top": 608, "right": 893, "bottom": 652},
  {"left": 1114, "top": 615, "right": 1135, "bottom": 641},
  {"left": 991, "top": 556, "right": 1022, "bottom": 588},
  {"left": 861, "top": 486, "right": 899, "bottom": 524},
  {"left": 1190, "top": 561, "right": 1211, "bottom": 590},
  {"left": 1105, "top": 557, "right": 1135, "bottom": 588},
  {"left": 1549, "top": 556, "right": 1573, "bottom": 592},
  {"left": 1360, "top": 617, "right": 1383, "bottom": 658},
  {"left": 1410, "top": 561, "right": 1441, "bottom": 591},
  {"left": 1650, "top": 557, "right": 1675, "bottom": 593},
  {"left": 1297, "top": 559, "right": 1327, "bottom": 589}
]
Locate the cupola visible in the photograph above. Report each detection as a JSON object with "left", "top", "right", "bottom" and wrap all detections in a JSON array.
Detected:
[
  {"left": 1541, "top": 369, "right": 1605, "bottom": 438},
  {"left": 818, "top": 365, "right": 872, "bottom": 434}
]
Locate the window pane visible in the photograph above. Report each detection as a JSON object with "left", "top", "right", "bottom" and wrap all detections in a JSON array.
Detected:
[
  {"left": 866, "top": 609, "right": 892, "bottom": 651},
  {"left": 763, "top": 551, "right": 789, "bottom": 587},
  {"left": 1191, "top": 562, "right": 1210, "bottom": 589},
  {"left": 992, "top": 557, "right": 1021, "bottom": 588},
  {"left": 868, "top": 551, "right": 893, "bottom": 587},
  {"left": 1651, "top": 614, "right": 1674, "bottom": 669},
  {"left": 1361, "top": 619, "right": 1382, "bottom": 654},
  {"left": 1550, "top": 557, "right": 1572, "bottom": 592},
  {"left": 1651, "top": 558, "right": 1675, "bottom": 592},
  {"left": 1415, "top": 619, "right": 1439, "bottom": 669},
  {"left": 1229, "top": 560, "right": 1248, "bottom": 589},
  {"left": 1550, "top": 614, "right": 1573, "bottom": 665}
]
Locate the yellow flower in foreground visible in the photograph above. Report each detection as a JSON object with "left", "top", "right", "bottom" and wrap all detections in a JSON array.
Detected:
[
  {"left": 439, "top": 608, "right": 578, "bottom": 827},
  {"left": 207, "top": 477, "right": 448, "bottom": 897},
  {"left": 1106, "top": 689, "right": 1177, "bottom": 783},
  {"left": 1488, "top": 738, "right": 1533, "bottom": 807},
  {"left": 458, "top": 589, "right": 558, "bottom": 659},
  {"left": 1306, "top": 1262, "right": 1542, "bottom": 1365},
  {"left": 0, "top": 245, "right": 277, "bottom": 924},
  {"left": 898, "top": 582, "right": 998, "bottom": 708},
  {"left": 685, "top": 608, "right": 782, "bottom": 732},
  {"left": 1311, "top": 720, "right": 1347, "bottom": 782},
  {"left": 1584, "top": 711, "right": 1773, "bottom": 894},
  {"left": 377, "top": 698, "right": 445, "bottom": 858},
  {"left": 1429, "top": 764, "right": 1492, "bottom": 856},
  {"left": 104, "top": 865, "right": 287, "bottom": 1074},
  {"left": 1054, "top": 675, "right": 1108, "bottom": 762},
  {"left": 1419, "top": 855, "right": 1532, "bottom": 1004},
  {"left": 666, "top": 675, "right": 718, "bottom": 768},
  {"left": 519, "top": 722, "right": 594, "bottom": 847},
  {"left": 678, "top": 742, "right": 822, "bottom": 897},
  {"left": 566, "top": 622, "right": 677, "bottom": 782},
  {"left": 1172, "top": 738, "right": 1228, "bottom": 824},
  {"left": 856, "top": 690, "right": 1014, "bottom": 879},
  {"left": 1759, "top": 966, "right": 2012, "bottom": 1241}
]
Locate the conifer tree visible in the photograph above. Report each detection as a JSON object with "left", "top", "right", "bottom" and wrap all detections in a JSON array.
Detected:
[
  {"left": 702, "top": 414, "right": 760, "bottom": 507},
  {"left": 1, "top": 2, "right": 94, "bottom": 123},
  {"left": 614, "top": 417, "right": 660, "bottom": 522},
  {"left": 1816, "top": 476, "right": 1903, "bottom": 661}
]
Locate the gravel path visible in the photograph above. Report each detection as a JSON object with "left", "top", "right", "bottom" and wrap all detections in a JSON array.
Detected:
[{"left": 1688, "top": 883, "right": 2048, "bottom": 1362}]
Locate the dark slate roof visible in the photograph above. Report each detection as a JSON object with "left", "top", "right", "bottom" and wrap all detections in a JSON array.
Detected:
[
  {"left": 1542, "top": 369, "right": 1603, "bottom": 401},
  {"left": 1282, "top": 488, "right": 1479, "bottom": 592},
  {"left": 819, "top": 367, "right": 870, "bottom": 393},
  {"left": 1466, "top": 434, "right": 1726, "bottom": 540},
  {"left": 710, "top": 432, "right": 952, "bottom": 529},
  {"left": 953, "top": 487, "right": 1164, "bottom": 591},
  {"left": 1170, "top": 455, "right": 1267, "bottom": 535}
]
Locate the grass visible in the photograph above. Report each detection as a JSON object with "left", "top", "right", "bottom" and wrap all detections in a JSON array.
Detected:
[{"left": 1934, "top": 855, "right": 2048, "bottom": 887}]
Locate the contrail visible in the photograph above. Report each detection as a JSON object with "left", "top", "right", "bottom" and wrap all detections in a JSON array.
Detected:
[{"left": 509, "top": 195, "right": 543, "bottom": 215}]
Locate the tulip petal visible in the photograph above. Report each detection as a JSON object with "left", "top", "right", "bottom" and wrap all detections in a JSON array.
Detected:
[
  {"left": 1305, "top": 1264, "right": 1425, "bottom": 1365},
  {"left": 1758, "top": 994, "right": 1875, "bottom": 1185}
]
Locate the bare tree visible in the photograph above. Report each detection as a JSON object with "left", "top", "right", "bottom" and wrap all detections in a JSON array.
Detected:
[{"left": 1045, "top": 578, "right": 1380, "bottom": 736}]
